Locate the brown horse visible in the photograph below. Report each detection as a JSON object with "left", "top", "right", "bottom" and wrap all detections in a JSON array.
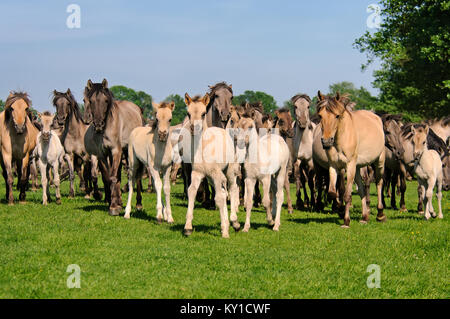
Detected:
[
  {"left": 84, "top": 79, "right": 143, "bottom": 215},
  {"left": 0, "top": 92, "right": 39, "bottom": 204},
  {"left": 53, "top": 89, "right": 102, "bottom": 200},
  {"left": 206, "top": 82, "right": 233, "bottom": 129},
  {"left": 317, "top": 91, "right": 386, "bottom": 227}
]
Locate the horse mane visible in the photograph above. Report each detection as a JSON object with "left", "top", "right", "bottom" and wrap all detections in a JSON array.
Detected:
[
  {"left": 52, "top": 90, "right": 83, "bottom": 122},
  {"left": 316, "top": 94, "right": 348, "bottom": 115},
  {"left": 191, "top": 95, "right": 206, "bottom": 103},
  {"left": 310, "top": 113, "right": 321, "bottom": 124},
  {"left": 291, "top": 94, "right": 311, "bottom": 104},
  {"left": 428, "top": 128, "right": 448, "bottom": 158},
  {"left": 157, "top": 101, "right": 174, "bottom": 109},
  {"left": 276, "top": 107, "right": 291, "bottom": 115},
  {"left": 5, "top": 91, "right": 31, "bottom": 110}
]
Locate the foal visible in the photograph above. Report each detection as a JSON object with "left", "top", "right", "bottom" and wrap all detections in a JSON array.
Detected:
[
  {"left": 182, "top": 93, "right": 240, "bottom": 238},
  {"left": 34, "top": 112, "right": 65, "bottom": 205},
  {"left": 125, "top": 101, "right": 176, "bottom": 223},
  {"left": 411, "top": 125, "right": 443, "bottom": 220},
  {"left": 235, "top": 113, "right": 289, "bottom": 232}
]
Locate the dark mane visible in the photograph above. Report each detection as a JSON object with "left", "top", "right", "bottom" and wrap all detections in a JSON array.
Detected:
[
  {"left": 191, "top": 95, "right": 205, "bottom": 103},
  {"left": 158, "top": 101, "right": 174, "bottom": 109},
  {"left": 291, "top": 94, "right": 311, "bottom": 104},
  {"left": 208, "top": 82, "right": 233, "bottom": 96},
  {"left": 42, "top": 111, "right": 53, "bottom": 116},
  {"left": 241, "top": 101, "right": 264, "bottom": 114},
  {"left": 316, "top": 94, "right": 347, "bottom": 115},
  {"left": 5, "top": 91, "right": 31, "bottom": 110},
  {"left": 52, "top": 90, "right": 83, "bottom": 122},
  {"left": 428, "top": 128, "right": 448, "bottom": 158},
  {"left": 276, "top": 107, "right": 291, "bottom": 115}
]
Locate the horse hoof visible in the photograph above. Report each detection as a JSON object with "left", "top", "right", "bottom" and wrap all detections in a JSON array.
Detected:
[
  {"left": 341, "top": 225, "right": 350, "bottom": 229},
  {"left": 418, "top": 211, "right": 424, "bottom": 215},
  {"left": 109, "top": 207, "right": 121, "bottom": 216},
  {"left": 267, "top": 220, "right": 275, "bottom": 226},
  {"left": 376, "top": 215, "right": 387, "bottom": 223},
  {"left": 360, "top": 220, "right": 368, "bottom": 224},
  {"left": 288, "top": 209, "right": 293, "bottom": 215},
  {"left": 222, "top": 233, "right": 230, "bottom": 239},
  {"left": 431, "top": 213, "right": 437, "bottom": 219},
  {"left": 273, "top": 226, "right": 279, "bottom": 232},
  {"left": 93, "top": 192, "right": 103, "bottom": 201},
  {"left": 156, "top": 218, "right": 163, "bottom": 225},
  {"left": 242, "top": 227, "right": 249, "bottom": 233},
  {"left": 400, "top": 207, "right": 408, "bottom": 213},
  {"left": 84, "top": 194, "right": 91, "bottom": 199},
  {"left": 136, "top": 204, "right": 143, "bottom": 211},
  {"left": 183, "top": 229, "right": 193, "bottom": 237},
  {"left": 56, "top": 199, "right": 61, "bottom": 205},
  {"left": 231, "top": 221, "right": 241, "bottom": 231}
]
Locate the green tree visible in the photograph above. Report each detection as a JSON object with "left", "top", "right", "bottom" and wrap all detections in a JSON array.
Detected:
[
  {"left": 164, "top": 94, "right": 187, "bottom": 125},
  {"left": 232, "top": 90, "right": 278, "bottom": 114},
  {"left": 328, "top": 81, "right": 379, "bottom": 110},
  {"left": 110, "top": 85, "right": 153, "bottom": 119},
  {"left": 354, "top": 0, "right": 450, "bottom": 119},
  {"left": 0, "top": 99, "right": 4, "bottom": 112}
]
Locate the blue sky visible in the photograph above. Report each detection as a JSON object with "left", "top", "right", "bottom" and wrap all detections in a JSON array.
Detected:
[{"left": 0, "top": 0, "right": 381, "bottom": 111}]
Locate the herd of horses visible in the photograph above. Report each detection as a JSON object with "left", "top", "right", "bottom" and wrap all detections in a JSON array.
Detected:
[{"left": 0, "top": 80, "right": 448, "bottom": 238}]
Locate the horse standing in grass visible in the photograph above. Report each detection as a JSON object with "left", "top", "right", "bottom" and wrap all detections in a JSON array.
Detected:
[
  {"left": 317, "top": 91, "right": 386, "bottom": 227},
  {"left": 84, "top": 79, "right": 143, "bottom": 216},
  {"left": 410, "top": 124, "right": 443, "bottom": 220},
  {"left": 0, "top": 92, "right": 39, "bottom": 204},
  {"left": 234, "top": 111, "right": 289, "bottom": 232},
  {"left": 273, "top": 108, "right": 295, "bottom": 214},
  {"left": 53, "top": 89, "right": 102, "bottom": 200},
  {"left": 34, "top": 112, "right": 65, "bottom": 205},
  {"left": 291, "top": 94, "right": 316, "bottom": 210},
  {"left": 182, "top": 92, "right": 240, "bottom": 238},
  {"left": 125, "top": 101, "right": 176, "bottom": 224}
]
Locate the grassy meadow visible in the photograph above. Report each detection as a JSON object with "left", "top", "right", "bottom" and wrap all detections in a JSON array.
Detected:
[{"left": 0, "top": 175, "right": 448, "bottom": 299}]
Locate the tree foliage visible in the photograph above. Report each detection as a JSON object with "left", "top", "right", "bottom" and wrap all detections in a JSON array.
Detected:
[
  {"left": 164, "top": 94, "right": 187, "bottom": 125},
  {"left": 110, "top": 85, "right": 153, "bottom": 119},
  {"left": 232, "top": 90, "right": 278, "bottom": 114},
  {"left": 354, "top": 0, "right": 450, "bottom": 119},
  {"left": 0, "top": 99, "right": 4, "bottom": 112}
]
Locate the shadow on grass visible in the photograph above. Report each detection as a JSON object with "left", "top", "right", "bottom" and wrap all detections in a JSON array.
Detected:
[
  {"left": 169, "top": 222, "right": 220, "bottom": 236},
  {"left": 288, "top": 215, "right": 341, "bottom": 225}
]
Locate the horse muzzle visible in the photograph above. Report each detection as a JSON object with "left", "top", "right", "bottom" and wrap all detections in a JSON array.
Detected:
[
  {"left": 443, "top": 183, "right": 450, "bottom": 191},
  {"left": 42, "top": 132, "right": 51, "bottom": 141},
  {"left": 321, "top": 137, "right": 334, "bottom": 149},
  {"left": 158, "top": 131, "right": 168, "bottom": 142},
  {"left": 14, "top": 124, "right": 26, "bottom": 134}
]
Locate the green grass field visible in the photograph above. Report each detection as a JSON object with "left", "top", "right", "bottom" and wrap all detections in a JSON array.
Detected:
[{"left": 0, "top": 175, "right": 448, "bottom": 299}]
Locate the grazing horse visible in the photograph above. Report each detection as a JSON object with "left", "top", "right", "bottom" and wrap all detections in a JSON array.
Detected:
[
  {"left": 125, "top": 101, "right": 176, "bottom": 223},
  {"left": 84, "top": 79, "right": 143, "bottom": 216},
  {"left": 0, "top": 92, "right": 39, "bottom": 204},
  {"left": 291, "top": 94, "right": 316, "bottom": 210},
  {"left": 33, "top": 112, "right": 65, "bottom": 205},
  {"left": 273, "top": 108, "right": 295, "bottom": 214},
  {"left": 317, "top": 91, "right": 386, "bottom": 227},
  {"left": 53, "top": 89, "right": 101, "bottom": 200},
  {"left": 234, "top": 112, "right": 289, "bottom": 232},
  {"left": 182, "top": 93, "right": 240, "bottom": 238},
  {"left": 410, "top": 125, "right": 443, "bottom": 220}
]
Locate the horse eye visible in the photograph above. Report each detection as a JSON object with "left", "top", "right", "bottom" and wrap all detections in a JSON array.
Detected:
[
  {"left": 336, "top": 115, "right": 340, "bottom": 119},
  {"left": 201, "top": 112, "right": 206, "bottom": 118},
  {"left": 279, "top": 120, "right": 284, "bottom": 125}
]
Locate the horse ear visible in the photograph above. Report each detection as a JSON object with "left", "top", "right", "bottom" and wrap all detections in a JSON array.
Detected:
[
  {"left": 202, "top": 93, "right": 210, "bottom": 106},
  {"left": 87, "top": 79, "right": 93, "bottom": 91},
  {"left": 335, "top": 92, "right": 340, "bottom": 101},
  {"left": 317, "top": 91, "right": 324, "bottom": 101},
  {"left": 275, "top": 109, "right": 280, "bottom": 117},
  {"left": 66, "top": 88, "right": 71, "bottom": 95},
  {"left": 102, "top": 79, "right": 108, "bottom": 88},
  {"left": 229, "top": 84, "right": 232, "bottom": 89},
  {"left": 152, "top": 101, "right": 160, "bottom": 110},
  {"left": 424, "top": 125, "right": 429, "bottom": 136},
  {"left": 53, "top": 90, "right": 58, "bottom": 96},
  {"left": 184, "top": 93, "right": 192, "bottom": 106},
  {"left": 169, "top": 101, "right": 175, "bottom": 111}
]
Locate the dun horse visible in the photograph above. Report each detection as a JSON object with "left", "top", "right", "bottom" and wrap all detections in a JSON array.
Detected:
[
  {"left": 33, "top": 112, "right": 65, "bottom": 205},
  {"left": 317, "top": 91, "right": 387, "bottom": 227},
  {"left": 84, "top": 79, "right": 143, "bottom": 215},
  {"left": 0, "top": 92, "right": 39, "bottom": 204},
  {"left": 53, "top": 89, "right": 101, "bottom": 200},
  {"left": 182, "top": 93, "right": 240, "bottom": 238},
  {"left": 125, "top": 101, "right": 176, "bottom": 224}
]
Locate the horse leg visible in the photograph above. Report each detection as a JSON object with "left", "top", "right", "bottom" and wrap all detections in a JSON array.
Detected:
[
  {"left": 0, "top": 156, "right": 13, "bottom": 203},
  {"left": 253, "top": 180, "right": 262, "bottom": 208},
  {"left": 30, "top": 159, "right": 38, "bottom": 191},
  {"left": 18, "top": 154, "right": 30, "bottom": 203},
  {"left": 399, "top": 164, "right": 407, "bottom": 212},
  {"left": 98, "top": 160, "right": 111, "bottom": 206},
  {"left": 184, "top": 170, "right": 204, "bottom": 236},
  {"left": 271, "top": 169, "right": 285, "bottom": 232},
  {"left": 226, "top": 164, "right": 240, "bottom": 231},
  {"left": 436, "top": 174, "right": 443, "bottom": 219},
  {"left": 243, "top": 177, "right": 256, "bottom": 232},
  {"left": 163, "top": 166, "right": 174, "bottom": 224},
  {"left": 64, "top": 154, "right": 75, "bottom": 198},
  {"left": 374, "top": 152, "right": 386, "bottom": 222},
  {"left": 294, "top": 160, "right": 304, "bottom": 209},
  {"left": 425, "top": 177, "right": 436, "bottom": 219},
  {"left": 38, "top": 159, "right": 48, "bottom": 205},
  {"left": 307, "top": 165, "right": 316, "bottom": 211},
  {"left": 90, "top": 156, "right": 102, "bottom": 201},
  {"left": 301, "top": 165, "right": 310, "bottom": 209},
  {"left": 149, "top": 165, "right": 164, "bottom": 224},
  {"left": 355, "top": 168, "right": 370, "bottom": 223},
  {"left": 284, "top": 171, "right": 293, "bottom": 214},
  {"left": 212, "top": 171, "right": 230, "bottom": 238},
  {"left": 390, "top": 170, "right": 398, "bottom": 210},
  {"left": 124, "top": 150, "right": 138, "bottom": 219},
  {"left": 260, "top": 175, "right": 274, "bottom": 226},
  {"left": 108, "top": 149, "right": 123, "bottom": 216},
  {"left": 341, "top": 162, "right": 356, "bottom": 228},
  {"left": 53, "top": 161, "right": 61, "bottom": 205}
]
